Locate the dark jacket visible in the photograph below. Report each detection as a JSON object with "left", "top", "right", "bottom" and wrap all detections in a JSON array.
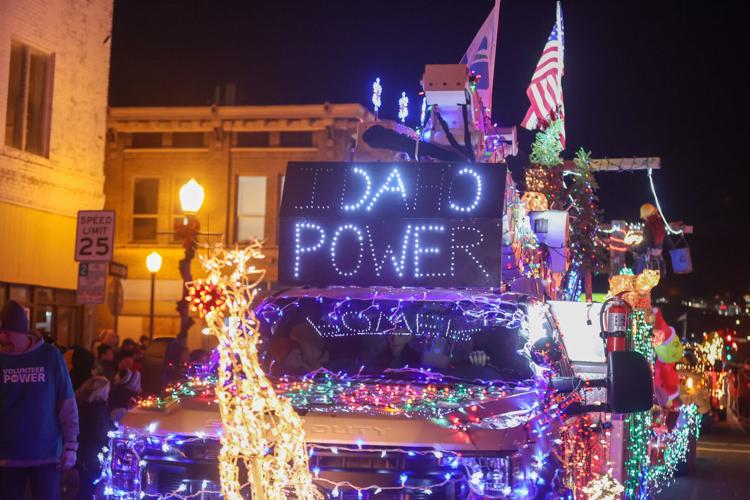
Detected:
[
  {"left": 70, "top": 347, "right": 95, "bottom": 391},
  {"left": 635, "top": 214, "right": 673, "bottom": 254},
  {"left": 76, "top": 400, "right": 112, "bottom": 472}
]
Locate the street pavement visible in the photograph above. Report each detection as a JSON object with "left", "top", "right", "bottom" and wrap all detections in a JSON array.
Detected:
[{"left": 657, "top": 412, "right": 750, "bottom": 499}]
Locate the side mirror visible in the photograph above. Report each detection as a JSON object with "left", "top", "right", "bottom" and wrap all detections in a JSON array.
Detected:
[
  {"left": 530, "top": 337, "right": 562, "bottom": 366},
  {"left": 607, "top": 351, "right": 653, "bottom": 413}
]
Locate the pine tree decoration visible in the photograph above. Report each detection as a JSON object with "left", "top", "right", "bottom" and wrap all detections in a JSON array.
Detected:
[
  {"left": 526, "top": 119, "right": 566, "bottom": 210},
  {"left": 529, "top": 119, "right": 564, "bottom": 167},
  {"left": 563, "top": 148, "right": 608, "bottom": 299}
]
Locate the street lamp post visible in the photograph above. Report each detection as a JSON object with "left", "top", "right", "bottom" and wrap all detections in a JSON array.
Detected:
[
  {"left": 175, "top": 179, "right": 205, "bottom": 338},
  {"left": 145, "top": 251, "right": 163, "bottom": 340}
]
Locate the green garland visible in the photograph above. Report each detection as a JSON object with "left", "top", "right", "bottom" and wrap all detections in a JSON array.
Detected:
[
  {"left": 647, "top": 404, "right": 702, "bottom": 491},
  {"left": 624, "top": 309, "right": 654, "bottom": 498}
]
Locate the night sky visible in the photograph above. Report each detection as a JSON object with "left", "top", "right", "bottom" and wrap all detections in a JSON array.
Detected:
[{"left": 109, "top": 0, "right": 747, "bottom": 299}]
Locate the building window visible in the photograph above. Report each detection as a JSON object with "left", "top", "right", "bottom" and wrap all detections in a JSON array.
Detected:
[
  {"left": 172, "top": 132, "right": 205, "bottom": 148},
  {"left": 236, "top": 132, "right": 270, "bottom": 147},
  {"left": 9, "top": 284, "right": 29, "bottom": 303},
  {"left": 236, "top": 176, "right": 267, "bottom": 242},
  {"left": 130, "top": 133, "right": 162, "bottom": 148},
  {"left": 279, "top": 131, "right": 313, "bottom": 148},
  {"left": 4, "top": 39, "right": 54, "bottom": 157},
  {"left": 132, "top": 178, "right": 159, "bottom": 241}
]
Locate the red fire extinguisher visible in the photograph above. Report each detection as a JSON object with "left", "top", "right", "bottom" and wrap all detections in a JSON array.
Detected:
[{"left": 600, "top": 295, "right": 630, "bottom": 353}]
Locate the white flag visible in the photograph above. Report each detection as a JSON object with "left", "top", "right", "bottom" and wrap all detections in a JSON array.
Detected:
[{"left": 460, "top": 0, "right": 501, "bottom": 113}]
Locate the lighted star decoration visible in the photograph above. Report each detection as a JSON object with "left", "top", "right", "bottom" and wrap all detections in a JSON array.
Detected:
[
  {"left": 190, "top": 242, "right": 320, "bottom": 500},
  {"left": 582, "top": 470, "right": 624, "bottom": 500}
]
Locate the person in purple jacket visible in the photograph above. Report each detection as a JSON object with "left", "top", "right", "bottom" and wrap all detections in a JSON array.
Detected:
[{"left": 0, "top": 300, "right": 79, "bottom": 500}]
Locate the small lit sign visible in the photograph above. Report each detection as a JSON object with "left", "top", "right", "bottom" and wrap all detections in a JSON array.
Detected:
[{"left": 279, "top": 162, "right": 504, "bottom": 287}]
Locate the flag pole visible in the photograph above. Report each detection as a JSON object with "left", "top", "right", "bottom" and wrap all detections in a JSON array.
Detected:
[
  {"left": 490, "top": 0, "right": 500, "bottom": 116},
  {"left": 555, "top": 1, "right": 566, "bottom": 150},
  {"left": 556, "top": 2, "right": 563, "bottom": 64}
]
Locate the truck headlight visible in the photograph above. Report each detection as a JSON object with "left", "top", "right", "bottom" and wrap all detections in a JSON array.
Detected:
[
  {"left": 110, "top": 437, "right": 142, "bottom": 495},
  {"left": 459, "top": 456, "right": 512, "bottom": 497}
]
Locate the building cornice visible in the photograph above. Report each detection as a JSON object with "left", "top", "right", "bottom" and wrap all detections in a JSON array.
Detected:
[{"left": 107, "top": 103, "right": 373, "bottom": 130}]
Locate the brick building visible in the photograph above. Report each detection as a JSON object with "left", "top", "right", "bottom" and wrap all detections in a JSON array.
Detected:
[
  {"left": 102, "top": 104, "right": 371, "bottom": 349},
  {"left": 0, "top": 0, "right": 113, "bottom": 345}
]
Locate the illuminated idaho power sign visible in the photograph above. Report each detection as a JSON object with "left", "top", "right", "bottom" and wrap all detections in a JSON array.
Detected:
[{"left": 279, "top": 162, "right": 504, "bottom": 287}]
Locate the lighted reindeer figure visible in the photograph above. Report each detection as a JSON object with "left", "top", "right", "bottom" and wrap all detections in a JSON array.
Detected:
[{"left": 189, "top": 243, "right": 320, "bottom": 500}]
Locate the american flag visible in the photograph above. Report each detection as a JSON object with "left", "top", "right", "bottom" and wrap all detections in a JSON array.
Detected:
[{"left": 521, "top": 2, "right": 565, "bottom": 147}]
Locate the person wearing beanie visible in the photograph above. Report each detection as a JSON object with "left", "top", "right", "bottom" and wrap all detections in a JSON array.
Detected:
[{"left": 0, "top": 300, "right": 79, "bottom": 499}]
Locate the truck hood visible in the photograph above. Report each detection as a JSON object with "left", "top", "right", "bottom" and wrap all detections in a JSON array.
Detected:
[{"left": 121, "top": 387, "right": 540, "bottom": 452}]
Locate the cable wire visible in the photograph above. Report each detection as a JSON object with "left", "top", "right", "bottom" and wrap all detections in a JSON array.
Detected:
[{"left": 647, "top": 167, "right": 683, "bottom": 235}]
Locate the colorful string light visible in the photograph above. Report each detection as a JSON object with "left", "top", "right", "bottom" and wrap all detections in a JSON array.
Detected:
[
  {"left": 371, "top": 77, "right": 382, "bottom": 115},
  {"left": 564, "top": 149, "right": 607, "bottom": 283},
  {"left": 559, "top": 415, "right": 612, "bottom": 495},
  {"left": 646, "top": 404, "right": 701, "bottom": 493},
  {"left": 99, "top": 293, "right": 583, "bottom": 498},
  {"left": 273, "top": 370, "right": 529, "bottom": 423},
  {"left": 398, "top": 91, "right": 409, "bottom": 123},
  {"left": 582, "top": 469, "right": 624, "bottom": 500}
]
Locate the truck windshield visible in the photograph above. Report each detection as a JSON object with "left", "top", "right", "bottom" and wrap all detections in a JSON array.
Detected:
[{"left": 256, "top": 296, "right": 533, "bottom": 383}]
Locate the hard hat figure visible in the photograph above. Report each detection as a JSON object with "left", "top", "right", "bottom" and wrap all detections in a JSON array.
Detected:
[{"left": 633, "top": 203, "right": 671, "bottom": 275}]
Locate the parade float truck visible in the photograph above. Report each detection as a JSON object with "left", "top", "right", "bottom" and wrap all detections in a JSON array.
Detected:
[{"left": 103, "top": 160, "right": 654, "bottom": 499}]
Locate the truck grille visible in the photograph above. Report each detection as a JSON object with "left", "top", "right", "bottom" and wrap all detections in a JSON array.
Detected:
[{"left": 135, "top": 441, "right": 471, "bottom": 499}]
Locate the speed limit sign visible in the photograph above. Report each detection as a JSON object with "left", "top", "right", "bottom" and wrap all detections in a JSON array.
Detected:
[{"left": 75, "top": 210, "right": 115, "bottom": 262}]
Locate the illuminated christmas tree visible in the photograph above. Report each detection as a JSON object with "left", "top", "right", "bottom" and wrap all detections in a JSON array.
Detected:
[{"left": 563, "top": 148, "right": 607, "bottom": 298}]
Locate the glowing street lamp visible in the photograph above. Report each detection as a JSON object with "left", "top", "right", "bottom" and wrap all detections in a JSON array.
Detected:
[
  {"left": 146, "top": 251, "right": 163, "bottom": 273},
  {"left": 174, "top": 178, "right": 205, "bottom": 339},
  {"left": 146, "top": 251, "right": 162, "bottom": 340},
  {"left": 179, "top": 178, "right": 205, "bottom": 214}
]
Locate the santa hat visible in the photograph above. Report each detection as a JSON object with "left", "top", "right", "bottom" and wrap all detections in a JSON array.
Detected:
[{"left": 653, "top": 308, "right": 676, "bottom": 344}]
